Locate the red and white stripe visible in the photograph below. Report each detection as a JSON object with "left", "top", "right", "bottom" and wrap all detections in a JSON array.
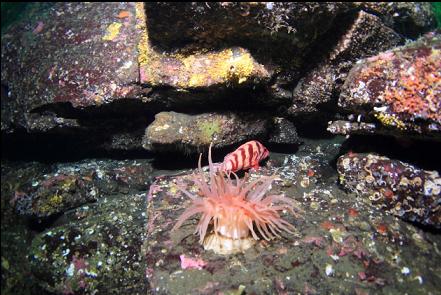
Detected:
[{"left": 222, "top": 140, "right": 269, "bottom": 172}]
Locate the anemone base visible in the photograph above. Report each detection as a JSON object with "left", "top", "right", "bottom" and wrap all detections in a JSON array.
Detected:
[{"left": 203, "top": 233, "right": 256, "bottom": 255}]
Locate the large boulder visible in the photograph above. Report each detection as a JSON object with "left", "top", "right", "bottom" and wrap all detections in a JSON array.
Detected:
[
  {"left": 143, "top": 2, "right": 349, "bottom": 62},
  {"left": 0, "top": 3, "right": 157, "bottom": 157},
  {"left": 12, "top": 159, "right": 153, "bottom": 218},
  {"left": 1, "top": 2, "right": 148, "bottom": 132},
  {"left": 1, "top": 159, "right": 152, "bottom": 294},
  {"left": 354, "top": 2, "right": 436, "bottom": 38},
  {"left": 329, "top": 32, "right": 441, "bottom": 140},
  {"left": 337, "top": 153, "right": 441, "bottom": 229},
  {"left": 142, "top": 111, "right": 271, "bottom": 154},
  {"left": 139, "top": 2, "right": 350, "bottom": 111}
]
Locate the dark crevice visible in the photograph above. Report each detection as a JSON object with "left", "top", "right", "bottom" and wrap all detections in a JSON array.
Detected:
[
  {"left": 332, "top": 134, "right": 441, "bottom": 172},
  {"left": 1, "top": 129, "right": 153, "bottom": 163},
  {"left": 357, "top": 7, "right": 435, "bottom": 39},
  {"left": 30, "top": 99, "right": 158, "bottom": 120},
  {"left": 26, "top": 212, "right": 64, "bottom": 233},
  {"left": 406, "top": 220, "right": 441, "bottom": 235},
  {"left": 265, "top": 142, "right": 300, "bottom": 154},
  {"left": 290, "top": 115, "right": 336, "bottom": 140},
  {"left": 29, "top": 83, "right": 289, "bottom": 118}
]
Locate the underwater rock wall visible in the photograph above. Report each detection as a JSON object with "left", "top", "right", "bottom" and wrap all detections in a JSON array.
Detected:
[{"left": 1, "top": 2, "right": 438, "bottom": 156}]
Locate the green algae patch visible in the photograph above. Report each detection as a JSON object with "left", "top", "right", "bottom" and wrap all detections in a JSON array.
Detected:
[{"left": 198, "top": 120, "right": 221, "bottom": 144}]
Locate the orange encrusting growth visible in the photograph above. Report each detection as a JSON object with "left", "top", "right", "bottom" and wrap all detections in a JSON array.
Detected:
[
  {"left": 358, "top": 47, "right": 440, "bottom": 122},
  {"left": 172, "top": 143, "right": 301, "bottom": 250},
  {"left": 384, "top": 52, "right": 440, "bottom": 122}
]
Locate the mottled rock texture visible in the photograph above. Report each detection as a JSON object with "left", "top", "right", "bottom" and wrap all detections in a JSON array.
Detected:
[
  {"left": 1, "top": 159, "right": 153, "bottom": 295},
  {"left": 139, "top": 46, "right": 272, "bottom": 89},
  {"left": 142, "top": 2, "right": 435, "bottom": 113},
  {"left": 30, "top": 193, "right": 147, "bottom": 294},
  {"left": 354, "top": 2, "right": 436, "bottom": 38},
  {"left": 1, "top": 162, "right": 48, "bottom": 295},
  {"left": 144, "top": 2, "right": 349, "bottom": 60},
  {"left": 337, "top": 153, "right": 441, "bottom": 229},
  {"left": 327, "top": 120, "right": 377, "bottom": 136},
  {"left": 1, "top": 2, "right": 146, "bottom": 131},
  {"left": 332, "top": 32, "right": 441, "bottom": 140},
  {"left": 267, "top": 117, "right": 300, "bottom": 146},
  {"left": 12, "top": 159, "right": 153, "bottom": 218},
  {"left": 0, "top": 2, "right": 158, "bottom": 159}
]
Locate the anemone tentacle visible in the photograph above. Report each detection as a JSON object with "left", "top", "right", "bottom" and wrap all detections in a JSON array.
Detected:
[{"left": 172, "top": 143, "right": 302, "bottom": 252}]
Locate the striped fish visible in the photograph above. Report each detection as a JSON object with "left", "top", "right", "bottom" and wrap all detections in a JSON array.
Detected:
[{"left": 221, "top": 140, "right": 269, "bottom": 173}]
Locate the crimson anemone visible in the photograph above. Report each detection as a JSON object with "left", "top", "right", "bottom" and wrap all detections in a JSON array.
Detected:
[{"left": 172, "top": 144, "right": 302, "bottom": 254}]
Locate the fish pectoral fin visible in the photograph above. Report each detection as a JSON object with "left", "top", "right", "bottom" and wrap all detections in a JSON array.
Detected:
[{"left": 251, "top": 163, "right": 260, "bottom": 170}]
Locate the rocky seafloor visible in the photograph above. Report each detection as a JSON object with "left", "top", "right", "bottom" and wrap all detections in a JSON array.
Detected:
[
  {"left": 1, "top": 2, "right": 440, "bottom": 295},
  {"left": 2, "top": 137, "right": 441, "bottom": 294}
]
